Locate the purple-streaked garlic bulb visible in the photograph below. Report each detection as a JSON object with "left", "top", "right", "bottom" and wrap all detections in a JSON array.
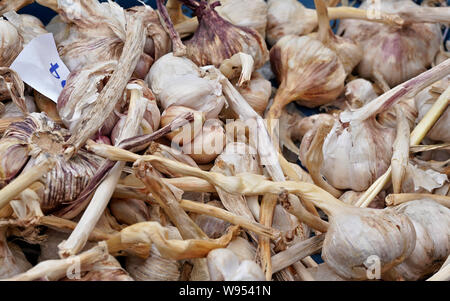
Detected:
[
  {"left": 147, "top": 53, "right": 225, "bottom": 119},
  {"left": 414, "top": 76, "right": 450, "bottom": 142},
  {"left": 177, "top": 0, "right": 269, "bottom": 70},
  {"left": 338, "top": 0, "right": 442, "bottom": 88},
  {"left": 0, "top": 113, "right": 103, "bottom": 212},
  {"left": 386, "top": 199, "right": 450, "bottom": 281},
  {"left": 0, "top": 18, "right": 22, "bottom": 67}
]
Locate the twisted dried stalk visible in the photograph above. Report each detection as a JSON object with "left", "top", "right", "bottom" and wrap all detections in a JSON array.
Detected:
[
  {"left": 58, "top": 86, "right": 148, "bottom": 258},
  {"left": 410, "top": 143, "right": 450, "bottom": 153},
  {"left": 355, "top": 63, "right": 450, "bottom": 207},
  {"left": 64, "top": 12, "right": 146, "bottom": 156},
  {"left": 0, "top": 157, "right": 55, "bottom": 211}
]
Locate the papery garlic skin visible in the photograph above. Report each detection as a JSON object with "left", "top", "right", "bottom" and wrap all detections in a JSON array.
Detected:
[
  {"left": 270, "top": 35, "right": 345, "bottom": 111},
  {"left": 191, "top": 201, "right": 231, "bottom": 239},
  {"left": 0, "top": 18, "right": 23, "bottom": 67},
  {"left": 183, "top": 1, "right": 269, "bottom": 70},
  {"left": 344, "top": 79, "right": 378, "bottom": 108},
  {"left": 323, "top": 207, "right": 416, "bottom": 280},
  {"left": 212, "top": 0, "right": 268, "bottom": 38},
  {"left": 266, "top": 0, "right": 317, "bottom": 46},
  {"left": 415, "top": 76, "right": 450, "bottom": 142},
  {"left": 1, "top": 113, "right": 103, "bottom": 212},
  {"left": 320, "top": 118, "right": 396, "bottom": 191},
  {"left": 3, "top": 12, "right": 47, "bottom": 45},
  {"left": 401, "top": 163, "right": 448, "bottom": 193},
  {"left": 388, "top": 199, "right": 450, "bottom": 281},
  {"left": 160, "top": 106, "right": 204, "bottom": 146},
  {"left": 0, "top": 96, "right": 37, "bottom": 118},
  {"left": 338, "top": 0, "right": 441, "bottom": 87},
  {"left": 147, "top": 53, "right": 225, "bottom": 119},
  {"left": 67, "top": 255, "right": 133, "bottom": 281},
  {"left": 110, "top": 198, "right": 150, "bottom": 225}
]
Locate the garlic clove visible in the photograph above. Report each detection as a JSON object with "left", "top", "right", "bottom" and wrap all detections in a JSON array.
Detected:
[
  {"left": 160, "top": 106, "right": 205, "bottom": 146},
  {"left": 207, "top": 248, "right": 241, "bottom": 281},
  {"left": 226, "top": 236, "right": 256, "bottom": 262},
  {"left": 182, "top": 119, "right": 226, "bottom": 164},
  {"left": 0, "top": 137, "right": 30, "bottom": 187},
  {"left": 236, "top": 72, "right": 271, "bottom": 116}
]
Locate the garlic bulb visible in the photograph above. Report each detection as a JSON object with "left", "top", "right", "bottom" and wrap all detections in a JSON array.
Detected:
[
  {"left": 236, "top": 72, "right": 271, "bottom": 116},
  {"left": 387, "top": 199, "right": 450, "bottom": 280},
  {"left": 267, "top": 0, "right": 317, "bottom": 46},
  {"left": 147, "top": 53, "right": 225, "bottom": 119},
  {"left": 269, "top": 35, "right": 345, "bottom": 113},
  {"left": 0, "top": 18, "right": 22, "bottom": 67},
  {"left": 415, "top": 76, "right": 450, "bottom": 142},
  {"left": 0, "top": 113, "right": 103, "bottom": 212},
  {"left": 109, "top": 198, "right": 150, "bottom": 225},
  {"left": 323, "top": 205, "right": 416, "bottom": 280},
  {"left": 3, "top": 11, "right": 47, "bottom": 45},
  {"left": 344, "top": 79, "right": 379, "bottom": 109},
  {"left": 210, "top": 0, "right": 268, "bottom": 38},
  {"left": 0, "top": 96, "right": 36, "bottom": 118},
  {"left": 207, "top": 248, "right": 264, "bottom": 281},
  {"left": 0, "top": 227, "right": 32, "bottom": 279},
  {"left": 182, "top": 119, "right": 226, "bottom": 164},
  {"left": 338, "top": 0, "right": 442, "bottom": 87},
  {"left": 178, "top": 0, "right": 269, "bottom": 70},
  {"left": 226, "top": 237, "right": 256, "bottom": 262}
]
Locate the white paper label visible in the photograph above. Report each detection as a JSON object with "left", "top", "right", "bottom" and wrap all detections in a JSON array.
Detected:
[{"left": 10, "top": 33, "right": 70, "bottom": 103}]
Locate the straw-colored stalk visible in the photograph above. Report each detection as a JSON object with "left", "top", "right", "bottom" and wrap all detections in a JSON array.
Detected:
[
  {"left": 386, "top": 193, "right": 450, "bottom": 208},
  {"left": 58, "top": 86, "right": 148, "bottom": 258}
]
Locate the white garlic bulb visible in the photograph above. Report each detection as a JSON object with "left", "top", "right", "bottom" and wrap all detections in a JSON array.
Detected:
[
  {"left": 338, "top": 0, "right": 442, "bottom": 87},
  {"left": 211, "top": 0, "right": 268, "bottom": 38},
  {"left": 236, "top": 72, "right": 271, "bottom": 116},
  {"left": 147, "top": 53, "right": 225, "bottom": 119},
  {"left": 267, "top": 0, "right": 317, "bottom": 46},
  {"left": 387, "top": 199, "right": 450, "bottom": 280},
  {"left": 207, "top": 248, "right": 264, "bottom": 281},
  {"left": 0, "top": 18, "right": 22, "bottom": 67},
  {"left": 3, "top": 12, "right": 47, "bottom": 45}
]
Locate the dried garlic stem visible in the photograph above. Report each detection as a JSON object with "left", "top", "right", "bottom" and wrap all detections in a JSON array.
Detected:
[
  {"left": 4, "top": 243, "right": 109, "bottom": 281},
  {"left": 0, "top": 157, "right": 54, "bottom": 211},
  {"left": 398, "top": 6, "right": 450, "bottom": 24},
  {"left": 106, "top": 221, "right": 239, "bottom": 260},
  {"left": 64, "top": 13, "right": 146, "bottom": 156},
  {"left": 0, "top": 0, "right": 34, "bottom": 14},
  {"left": 156, "top": 0, "right": 187, "bottom": 56},
  {"left": 272, "top": 234, "right": 325, "bottom": 274},
  {"left": 219, "top": 53, "right": 254, "bottom": 87},
  {"left": 386, "top": 194, "right": 450, "bottom": 208},
  {"left": 39, "top": 216, "right": 114, "bottom": 241},
  {"left": 58, "top": 87, "right": 147, "bottom": 258},
  {"left": 410, "top": 143, "right": 450, "bottom": 153},
  {"left": 259, "top": 194, "right": 278, "bottom": 281},
  {"left": 86, "top": 144, "right": 347, "bottom": 215},
  {"left": 391, "top": 105, "right": 410, "bottom": 194},
  {"left": 356, "top": 84, "right": 450, "bottom": 207},
  {"left": 0, "top": 68, "right": 27, "bottom": 116},
  {"left": 179, "top": 199, "right": 279, "bottom": 239}
]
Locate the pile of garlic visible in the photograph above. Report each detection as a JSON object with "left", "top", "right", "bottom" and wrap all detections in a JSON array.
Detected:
[{"left": 0, "top": 0, "right": 449, "bottom": 282}]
